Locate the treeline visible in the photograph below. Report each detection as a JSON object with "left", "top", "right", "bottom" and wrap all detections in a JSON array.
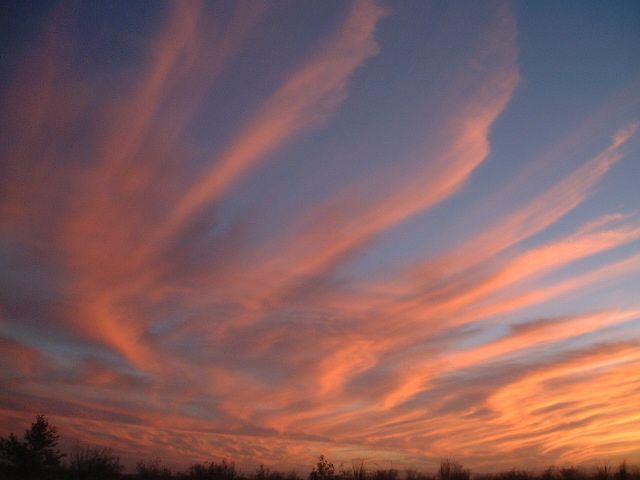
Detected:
[{"left": 1, "top": 416, "right": 638, "bottom": 480}]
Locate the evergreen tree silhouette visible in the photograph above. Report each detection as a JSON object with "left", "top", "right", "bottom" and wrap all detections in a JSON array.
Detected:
[{"left": 0, "top": 414, "right": 65, "bottom": 479}]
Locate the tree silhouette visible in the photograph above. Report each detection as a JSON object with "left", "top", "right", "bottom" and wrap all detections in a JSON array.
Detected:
[
  {"left": 0, "top": 414, "right": 65, "bottom": 479},
  {"left": 67, "top": 447, "right": 123, "bottom": 480}
]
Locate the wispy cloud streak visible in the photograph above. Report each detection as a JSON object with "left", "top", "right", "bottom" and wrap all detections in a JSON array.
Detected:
[
  {"left": 160, "top": 0, "right": 389, "bottom": 239},
  {"left": 1, "top": 0, "right": 639, "bottom": 472}
]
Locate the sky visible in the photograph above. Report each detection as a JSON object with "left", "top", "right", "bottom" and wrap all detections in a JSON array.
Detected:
[{"left": 1, "top": 0, "right": 640, "bottom": 473}]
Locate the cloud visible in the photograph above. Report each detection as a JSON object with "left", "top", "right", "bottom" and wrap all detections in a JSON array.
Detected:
[
  {"left": 172, "top": 4, "right": 520, "bottom": 336},
  {"left": 1, "top": 0, "right": 640, "bottom": 472},
  {"left": 159, "top": 0, "right": 390, "bottom": 240},
  {"left": 410, "top": 123, "right": 639, "bottom": 283}
]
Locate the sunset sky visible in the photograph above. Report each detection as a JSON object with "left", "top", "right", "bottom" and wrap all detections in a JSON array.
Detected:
[{"left": 1, "top": 0, "right": 640, "bottom": 472}]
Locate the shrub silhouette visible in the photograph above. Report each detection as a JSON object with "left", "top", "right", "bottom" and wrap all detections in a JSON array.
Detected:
[
  {"left": 560, "top": 467, "right": 583, "bottom": 480},
  {"left": 438, "top": 459, "right": 470, "bottom": 480},
  {"left": 310, "top": 455, "right": 335, "bottom": 480},
  {"left": 136, "top": 459, "right": 173, "bottom": 479},
  {"left": 256, "top": 464, "right": 300, "bottom": 480},
  {"left": 476, "top": 470, "right": 533, "bottom": 480},
  {"left": 256, "top": 464, "right": 276, "bottom": 480},
  {"left": 372, "top": 469, "right": 399, "bottom": 480},
  {"left": 540, "top": 467, "right": 558, "bottom": 480},
  {"left": 67, "top": 447, "right": 123, "bottom": 480},
  {"left": 348, "top": 460, "right": 367, "bottom": 480},
  {"left": 0, "top": 414, "right": 65, "bottom": 479},
  {"left": 500, "top": 470, "right": 533, "bottom": 480},
  {"left": 352, "top": 461, "right": 367, "bottom": 480},
  {"left": 406, "top": 469, "right": 435, "bottom": 480},
  {"left": 187, "top": 459, "right": 239, "bottom": 480},
  {"left": 595, "top": 464, "right": 612, "bottom": 480},
  {"left": 615, "top": 462, "right": 629, "bottom": 480}
]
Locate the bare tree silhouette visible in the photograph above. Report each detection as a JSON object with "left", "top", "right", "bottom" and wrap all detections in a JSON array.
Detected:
[{"left": 67, "top": 447, "right": 123, "bottom": 480}]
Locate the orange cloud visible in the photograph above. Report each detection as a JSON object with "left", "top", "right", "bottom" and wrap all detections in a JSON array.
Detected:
[
  {"left": 411, "top": 123, "right": 639, "bottom": 282},
  {"left": 159, "top": 0, "right": 390, "bottom": 240}
]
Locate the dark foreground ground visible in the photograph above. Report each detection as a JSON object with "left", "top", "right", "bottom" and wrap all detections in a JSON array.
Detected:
[{"left": 1, "top": 415, "right": 638, "bottom": 480}]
